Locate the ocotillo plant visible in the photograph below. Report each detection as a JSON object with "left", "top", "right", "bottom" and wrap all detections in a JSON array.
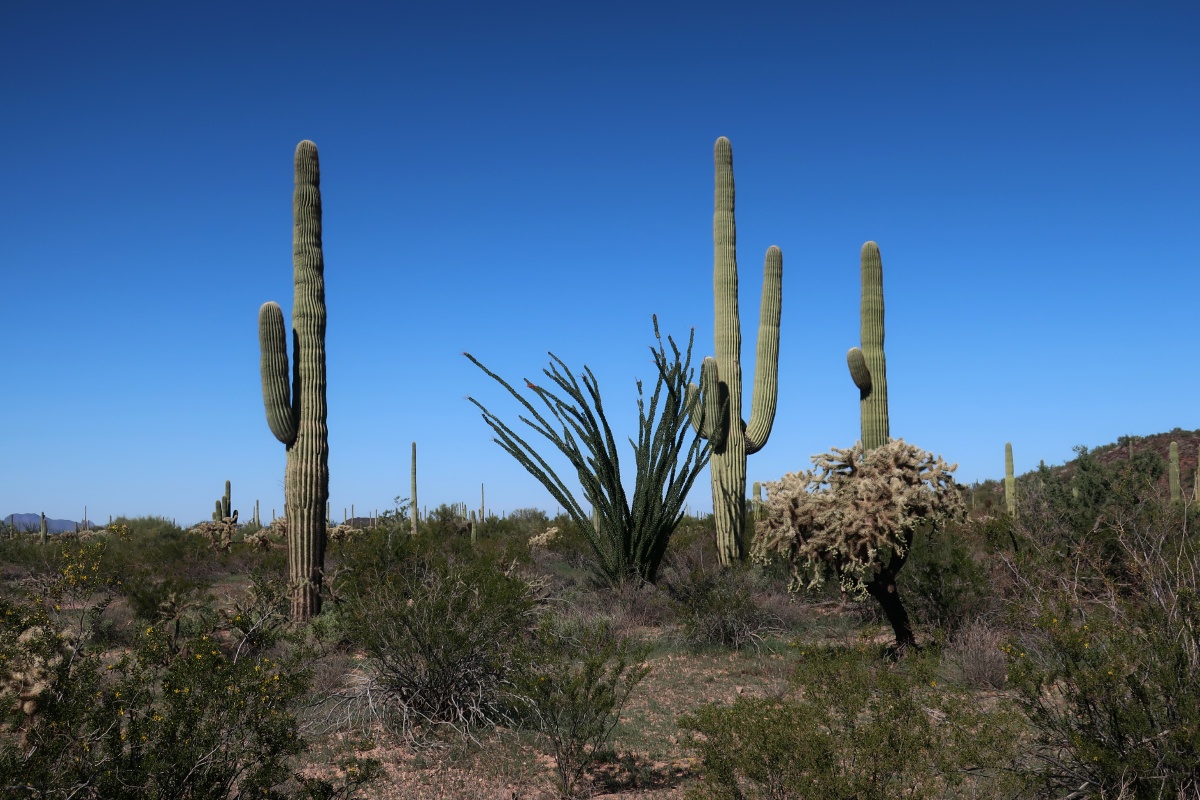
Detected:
[
  {"left": 1169, "top": 441, "right": 1180, "bottom": 501},
  {"left": 846, "top": 242, "right": 889, "bottom": 451},
  {"left": 1005, "top": 442, "right": 1016, "bottom": 518},
  {"left": 258, "top": 140, "right": 330, "bottom": 621},
  {"left": 686, "top": 137, "right": 782, "bottom": 566}
]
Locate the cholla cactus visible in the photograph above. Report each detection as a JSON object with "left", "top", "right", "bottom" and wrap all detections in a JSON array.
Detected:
[
  {"left": 753, "top": 438, "right": 964, "bottom": 648},
  {"left": 1, "top": 626, "right": 74, "bottom": 720},
  {"left": 528, "top": 526, "right": 560, "bottom": 551},
  {"left": 190, "top": 510, "right": 239, "bottom": 552},
  {"left": 326, "top": 522, "right": 363, "bottom": 543}
]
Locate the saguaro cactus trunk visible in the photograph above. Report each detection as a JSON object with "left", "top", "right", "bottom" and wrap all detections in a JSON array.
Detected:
[
  {"left": 846, "top": 242, "right": 889, "bottom": 451},
  {"left": 1169, "top": 441, "right": 1180, "bottom": 501},
  {"left": 258, "top": 140, "right": 330, "bottom": 621},
  {"left": 1005, "top": 442, "right": 1016, "bottom": 518},
  {"left": 686, "top": 137, "right": 782, "bottom": 565}
]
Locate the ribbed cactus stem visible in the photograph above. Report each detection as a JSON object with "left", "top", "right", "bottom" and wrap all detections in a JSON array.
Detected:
[
  {"left": 1169, "top": 441, "right": 1180, "bottom": 501},
  {"left": 686, "top": 137, "right": 783, "bottom": 565},
  {"left": 410, "top": 442, "right": 418, "bottom": 537},
  {"left": 1005, "top": 442, "right": 1016, "bottom": 518},
  {"left": 39, "top": 512, "right": 47, "bottom": 545},
  {"left": 257, "top": 140, "right": 329, "bottom": 621},
  {"left": 846, "top": 242, "right": 889, "bottom": 451}
]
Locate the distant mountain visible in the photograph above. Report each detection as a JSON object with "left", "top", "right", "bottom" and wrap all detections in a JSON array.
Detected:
[{"left": 2, "top": 513, "right": 86, "bottom": 534}]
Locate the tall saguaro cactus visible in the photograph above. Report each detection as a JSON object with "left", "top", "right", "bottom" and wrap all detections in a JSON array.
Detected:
[
  {"left": 686, "top": 137, "right": 783, "bottom": 565},
  {"left": 410, "top": 442, "right": 418, "bottom": 537},
  {"left": 1169, "top": 441, "right": 1180, "bottom": 502},
  {"left": 846, "top": 242, "right": 889, "bottom": 451},
  {"left": 1005, "top": 442, "right": 1016, "bottom": 518},
  {"left": 258, "top": 140, "right": 330, "bottom": 621}
]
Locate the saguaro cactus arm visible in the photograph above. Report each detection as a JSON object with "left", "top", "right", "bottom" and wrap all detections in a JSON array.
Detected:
[
  {"left": 744, "top": 245, "right": 782, "bottom": 454},
  {"left": 259, "top": 302, "right": 297, "bottom": 445}
]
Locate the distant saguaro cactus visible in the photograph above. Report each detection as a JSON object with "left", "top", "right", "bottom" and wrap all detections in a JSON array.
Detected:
[
  {"left": 1169, "top": 441, "right": 1180, "bottom": 501},
  {"left": 410, "top": 442, "right": 418, "bottom": 537},
  {"left": 846, "top": 242, "right": 889, "bottom": 451},
  {"left": 686, "top": 137, "right": 782, "bottom": 566},
  {"left": 258, "top": 140, "right": 330, "bottom": 621},
  {"left": 1005, "top": 442, "right": 1016, "bottom": 518},
  {"left": 213, "top": 480, "right": 233, "bottom": 521},
  {"left": 39, "top": 512, "right": 47, "bottom": 545}
]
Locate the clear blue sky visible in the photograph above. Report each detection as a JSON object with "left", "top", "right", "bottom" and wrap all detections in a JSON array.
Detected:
[{"left": 3, "top": 1, "right": 1197, "bottom": 525}]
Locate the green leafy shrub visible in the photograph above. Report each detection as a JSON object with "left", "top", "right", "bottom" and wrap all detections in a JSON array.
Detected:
[
  {"left": 1007, "top": 514, "right": 1200, "bottom": 799},
  {"left": 660, "top": 547, "right": 781, "bottom": 651},
  {"left": 900, "top": 524, "right": 996, "bottom": 632},
  {"left": 512, "top": 617, "right": 650, "bottom": 798},
  {"left": 679, "top": 645, "right": 1024, "bottom": 799},
  {"left": 338, "top": 547, "right": 538, "bottom": 741},
  {"left": 0, "top": 540, "right": 373, "bottom": 799}
]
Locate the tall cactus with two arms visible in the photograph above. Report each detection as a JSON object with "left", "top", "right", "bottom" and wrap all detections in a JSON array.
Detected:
[
  {"left": 258, "top": 140, "right": 330, "bottom": 621},
  {"left": 846, "top": 242, "right": 889, "bottom": 451},
  {"left": 686, "top": 137, "right": 782, "bottom": 565}
]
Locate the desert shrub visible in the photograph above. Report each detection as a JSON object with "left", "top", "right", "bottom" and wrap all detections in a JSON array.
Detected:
[
  {"left": 1006, "top": 513, "right": 1200, "bottom": 799},
  {"left": 660, "top": 549, "right": 781, "bottom": 651},
  {"left": 338, "top": 548, "right": 539, "bottom": 741},
  {"left": 679, "top": 645, "right": 1025, "bottom": 799},
  {"left": 900, "top": 523, "right": 996, "bottom": 632},
  {"left": 0, "top": 541, "right": 373, "bottom": 799},
  {"left": 943, "top": 616, "right": 1009, "bottom": 689},
  {"left": 512, "top": 617, "right": 650, "bottom": 798}
]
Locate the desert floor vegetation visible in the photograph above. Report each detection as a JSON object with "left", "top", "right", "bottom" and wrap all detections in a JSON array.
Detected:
[{"left": 2, "top": 435, "right": 1199, "bottom": 798}]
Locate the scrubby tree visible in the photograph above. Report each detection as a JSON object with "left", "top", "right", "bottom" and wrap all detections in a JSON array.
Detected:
[{"left": 753, "top": 439, "right": 964, "bottom": 649}]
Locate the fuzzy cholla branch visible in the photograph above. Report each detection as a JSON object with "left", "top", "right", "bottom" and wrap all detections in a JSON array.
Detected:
[{"left": 752, "top": 438, "right": 965, "bottom": 596}]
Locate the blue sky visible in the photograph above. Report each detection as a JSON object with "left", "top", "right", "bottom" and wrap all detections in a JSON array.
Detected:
[{"left": 3, "top": 1, "right": 1197, "bottom": 525}]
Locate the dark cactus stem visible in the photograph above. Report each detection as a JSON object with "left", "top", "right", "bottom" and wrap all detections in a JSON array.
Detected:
[
  {"left": 258, "top": 140, "right": 329, "bottom": 621},
  {"left": 686, "top": 137, "right": 782, "bottom": 566},
  {"left": 1169, "top": 441, "right": 1180, "bottom": 502},
  {"left": 866, "top": 566, "right": 916, "bottom": 651},
  {"left": 846, "top": 242, "right": 889, "bottom": 451},
  {"left": 39, "top": 512, "right": 47, "bottom": 545}
]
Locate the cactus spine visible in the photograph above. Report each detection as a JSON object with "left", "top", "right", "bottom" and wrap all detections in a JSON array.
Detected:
[
  {"left": 686, "top": 137, "right": 782, "bottom": 566},
  {"left": 1005, "top": 442, "right": 1016, "bottom": 518},
  {"left": 846, "top": 242, "right": 889, "bottom": 451},
  {"left": 1169, "top": 441, "right": 1180, "bottom": 501},
  {"left": 258, "top": 140, "right": 330, "bottom": 621}
]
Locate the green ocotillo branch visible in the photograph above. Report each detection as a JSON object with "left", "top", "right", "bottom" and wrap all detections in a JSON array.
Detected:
[
  {"left": 847, "top": 242, "right": 889, "bottom": 451},
  {"left": 685, "top": 136, "right": 782, "bottom": 566},
  {"left": 258, "top": 140, "right": 330, "bottom": 622}
]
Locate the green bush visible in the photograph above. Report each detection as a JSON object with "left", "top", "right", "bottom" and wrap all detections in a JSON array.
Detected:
[
  {"left": 900, "top": 524, "right": 996, "bottom": 632},
  {"left": 1007, "top": 518, "right": 1200, "bottom": 799},
  {"left": 660, "top": 547, "right": 780, "bottom": 651},
  {"left": 679, "top": 645, "right": 1024, "bottom": 799},
  {"left": 512, "top": 617, "right": 650, "bottom": 798},
  {"left": 338, "top": 545, "right": 539, "bottom": 740},
  {"left": 0, "top": 540, "right": 374, "bottom": 799}
]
